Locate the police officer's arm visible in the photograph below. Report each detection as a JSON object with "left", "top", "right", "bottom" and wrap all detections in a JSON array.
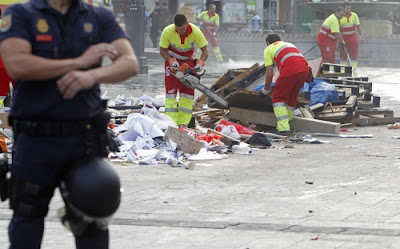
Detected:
[
  {"left": 57, "top": 38, "right": 139, "bottom": 99},
  {"left": 0, "top": 37, "right": 119, "bottom": 81}
]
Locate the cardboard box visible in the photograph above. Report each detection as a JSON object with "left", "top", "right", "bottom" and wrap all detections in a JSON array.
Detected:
[
  {"left": 0, "top": 112, "right": 11, "bottom": 129},
  {"left": 163, "top": 126, "right": 202, "bottom": 154}
]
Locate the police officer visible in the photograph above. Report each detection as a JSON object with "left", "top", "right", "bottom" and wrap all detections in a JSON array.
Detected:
[{"left": 0, "top": 0, "right": 139, "bottom": 248}]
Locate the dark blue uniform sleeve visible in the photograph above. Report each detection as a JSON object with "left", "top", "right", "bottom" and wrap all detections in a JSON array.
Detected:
[
  {"left": 0, "top": 4, "right": 31, "bottom": 44},
  {"left": 96, "top": 7, "right": 128, "bottom": 43}
]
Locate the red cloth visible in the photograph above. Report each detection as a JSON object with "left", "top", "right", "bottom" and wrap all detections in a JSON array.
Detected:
[{"left": 217, "top": 120, "right": 254, "bottom": 135}]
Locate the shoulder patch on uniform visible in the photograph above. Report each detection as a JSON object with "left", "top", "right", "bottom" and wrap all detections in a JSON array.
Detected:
[
  {"left": 36, "top": 19, "right": 49, "bottom": 33},
  {"left": 84, "top": 22, "right": 93, "bottom": 33},
  {"left": 0, "top": 14, "right": 12, "bottom": 32}
]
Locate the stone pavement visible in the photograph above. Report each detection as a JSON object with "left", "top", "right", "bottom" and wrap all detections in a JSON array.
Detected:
[{"left": 1, "top": 65, "right": 400, "bottom": 248}]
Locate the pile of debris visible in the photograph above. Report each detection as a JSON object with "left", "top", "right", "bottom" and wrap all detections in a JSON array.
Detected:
[{"left": 193, "top": 58, "right": 400, "bottom": 134}]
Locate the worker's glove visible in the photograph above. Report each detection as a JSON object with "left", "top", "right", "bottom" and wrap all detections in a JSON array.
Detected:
[
  {"left": 259, "top": 88, "right": 270, "bottom": 96},
  {"left": 339, "top": 41, "right": 346, "bottom": 48},
  {"left": 168, "top": 58, "right": 179, "bottom": 68},
  {"left": 193, "top": 59, "right": 205, "bottom": 72},
  {"left": 198, "top": 21, "right": 204, "bottom": 27},
  {"left": 212, "top": 32, "right": 216, "bottom": 37}
]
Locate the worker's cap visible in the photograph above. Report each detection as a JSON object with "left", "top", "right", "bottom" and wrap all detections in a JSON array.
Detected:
[{"left": 155, "top": 2, "right": 160, "bottom": 6}]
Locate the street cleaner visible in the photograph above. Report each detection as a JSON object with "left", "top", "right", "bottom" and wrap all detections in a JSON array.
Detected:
[
  {"left": 195, "top": 4, "right": 223, "bottom": 62},
  {"left": 339, "top": 1, "right": 364, "bottom": 76},
  {"left": 261, "top": 33, "right": 311, "bottom": 136},
  {"left": 159, "top": 13, "right": 208, "bottom": 128},
  {"left": 317, "top": 6, "right": 346, "bottom": 64}
]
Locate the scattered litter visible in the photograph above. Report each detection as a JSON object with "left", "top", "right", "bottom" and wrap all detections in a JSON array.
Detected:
[
  {"left": 388, "top": 123, "right": 400, "bottom": 129},
  {"left": 311, "top": 237, "right": 319, "bottom": 241},
  {"left": 195, "top": 163, "right": 214, "bottom": 167},
  {"left": 305, "top": 181, "right": 314, "bottom": 185},
  {"left": 393, "top": 136, "right": 400, "bottom": 139},
  {"left": 314, "top": 133, "right": 373, "bottom": 138}
]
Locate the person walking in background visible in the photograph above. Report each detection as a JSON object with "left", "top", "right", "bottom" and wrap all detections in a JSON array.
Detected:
[
  {"left": 0, "top": 0, "right": 139, "bottom": 248},
  {"left": 388, "top": 7, "right": 400, "bottom": 35},
  {"left": 159, "top": 14, "right": 208, "bottom": 127},
  {"left": 317, "top": 7, "right": 346, "bottom": 64},
  {"left": 196, "top": 4, "right": 223, "bottom": 62},
  {"left": 339, "top": 1, "right": 364, "bottom": 76},
  {"left": 261, "top": 33, "right": 309, "bottom": 136},
  {"left": 150, "top": 1, "right": 163, "bottom": 48},
  {"left": 251, "top": 12, "right": 262, "bottom": 32},
  {"left": 160, "top": 1, "right": 171, "bottom": 30}
]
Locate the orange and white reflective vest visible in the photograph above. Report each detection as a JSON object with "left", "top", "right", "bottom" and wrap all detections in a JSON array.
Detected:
[
  {"left": 318, "top": 13, "right": 341, "bottom": 41},
  {"left": 197, "top": 11, "right": 220, "bottom": 33},
  {"left": 264, "top": 41, "right": 308, "bottom": 77},
  {"left": 340, "top": 12, "right": 360, "bottom": 44}
]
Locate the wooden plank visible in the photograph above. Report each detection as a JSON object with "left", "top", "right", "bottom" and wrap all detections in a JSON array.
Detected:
[
  {"left": 352, "top": 117, "right": 400, "bottom": 126},
  {"left": 192, "top": 108, "right": 223, "bottom": 115},
  {"left": 307, "top": 58, "right": 323, "bottom": 78},
  {"left": 229, "top": 107, "right": 276, "bottom": 127},
  {"left": 345, "top": 95, "right": 358, "bottom": 117},
  {"left": 292, "top": 116, "right": 341, "bottom": 134},
  {"left": 299, "top": 107, "right": 314, "bottom": 119},
  {"left": 215, "top": 63, "right": 261, "bottom": 94},
  {"left": 163, "top": 126, "right": 202, "bottom": 154}
]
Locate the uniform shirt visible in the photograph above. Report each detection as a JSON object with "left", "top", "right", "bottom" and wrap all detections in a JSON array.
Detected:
[
  {"left": 197, "top": 11, "right": 219, "bottom": 32},
  {"left": 340, "top": 12, "right": 360, "bottom": 44},
  {"left": 0, "top": 0, "right": 127, "bottom": 120},
  {"left": 160, "top": 23, "right": 207, "bottom": 61},
  {"left": 318, "top": 13, "right": 340, "bottom": 41},
  {"left": 264, "top": 41, "right": 308, "bottom": 77}
]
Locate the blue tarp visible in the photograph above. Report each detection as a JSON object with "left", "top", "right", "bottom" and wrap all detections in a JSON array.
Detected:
[{"left": 252, "top": 78, "right": 338, "bottom": 106}]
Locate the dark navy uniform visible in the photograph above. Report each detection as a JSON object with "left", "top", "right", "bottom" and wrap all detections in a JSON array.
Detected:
[{"left": 0, "top": 0, "right": 127, "bottom": 248}]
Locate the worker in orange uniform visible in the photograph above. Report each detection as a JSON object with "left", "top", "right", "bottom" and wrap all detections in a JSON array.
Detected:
[
  {"left": 159, "top": 14, "right": 208, "bottom": 127},
  {"left": 0, "top": 8, "right": 14, "bottom": 107},
  {"left": 196, "top": 4, "right": 223, "bottom": 62},
  {"left": 317, "top": 7, "right": 346, "bottom": 64},
  {"left": 261, "top": 33, "right": 309, "bottom": 136},
  {"left": 339, "top": 2, "right": 364, "bottom": 77}
]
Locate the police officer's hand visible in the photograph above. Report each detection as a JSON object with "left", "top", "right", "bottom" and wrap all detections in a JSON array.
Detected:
[
  {"left": 57, "top": 70, "right": 96, "bottom": 99},
  {"left": 80, "top": 43, "right": 118, "bottom": 69}
]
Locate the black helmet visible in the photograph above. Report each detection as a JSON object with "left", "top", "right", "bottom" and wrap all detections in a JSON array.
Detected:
[{"left": 59, "top": 157, "right": 121, "bottom": 235}]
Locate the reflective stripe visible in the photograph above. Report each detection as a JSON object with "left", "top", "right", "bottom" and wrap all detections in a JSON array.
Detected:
[
  {"left": 167, "top": 51, "right": 191, "bottom": 61},
  {"left": 180, "top": 93, "right": 194, "bottom": 100},
  {"left": 341, "top": 31, "right": 356, "bottom": 35},
  {"left": 320, "top": 29, "right": 336, "bottom": 40},
  {"left": 287, "top": 106, "right": 295, "bottom": 111},
  {"left": 165, "top": 108, "right": 178, "bottom": 113},
  {"left": 273, "top": 102, "right": 286, "bottom": 108},
  {"left": 178, "top": 106, "right": 192, "bottom": 114},
  {"left": 277, "top": 115, "right": 289, "bottom": 121},
  {"left": 275, "top": 44, "right": 296, "bottom": 58},
  {"left": 166, "top": 94, "right": 177, "bottom": 99},
  {"left": 280, "top": 52, "right": 304, "bottom": 66}
]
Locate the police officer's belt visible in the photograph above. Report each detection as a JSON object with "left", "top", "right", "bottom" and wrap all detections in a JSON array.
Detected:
[{"left": 10, "top": 119, "right": 92, "bottom": 137}]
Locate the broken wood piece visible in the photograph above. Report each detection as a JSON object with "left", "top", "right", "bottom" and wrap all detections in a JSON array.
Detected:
[
  {"left": 163, "top": 126, "right": 202, "bottom": 154},
  {"left": 299, "top": 107, "right": 314, "bottom": 119}
]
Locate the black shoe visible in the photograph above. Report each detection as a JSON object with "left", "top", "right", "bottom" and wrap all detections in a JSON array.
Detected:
[{"left": 269, "top": 128, "right": 292, "bottom": 136}]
